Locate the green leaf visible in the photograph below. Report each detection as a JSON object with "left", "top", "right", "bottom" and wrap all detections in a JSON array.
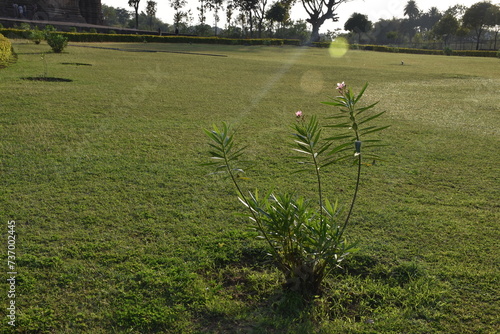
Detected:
[
  {"left": 354, "top": 82, "right": 369, "bottom": 104},
  {"left": 355, "top": 101, "right": 379, "bottom": 115},
  {"left": 360, "top": 125, "right": 391, "bottom": 137},
  {"left": 358, "top": 110, "right": 385, "bottom": 125}
]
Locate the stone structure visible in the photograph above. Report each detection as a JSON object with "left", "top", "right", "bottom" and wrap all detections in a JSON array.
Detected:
[{"left": 1, "top": 0, "right": 102, "bottom": 25}]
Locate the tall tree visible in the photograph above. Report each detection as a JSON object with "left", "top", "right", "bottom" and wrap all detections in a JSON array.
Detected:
[
  {"left": 463, "top": 1, "right": 495, "bottom": 50},
  {"left": 432, "top": 13, "right": 459, "bottom": 46},
  {"left": 146, "top": 1, "right": 157, "bottom": 30},
  {"left": 128, "top": 0, "right": 141, "bottom": 29},
  {"left": 206, "top": 0, "right": 224, "bottom": 35},
  {"left": 486, "top": 4, "right": 500, "bottom": 49},
  {"left": 253, "top": 0, "right": 269, "bottom": 38},
  {"left": 403, "top": 0, "right": 421, "bottom": 42},
  {"left": 197, "top": 0, "right": 207, "bottom": 24},
  {"left": 301, "top": 0, "right": 349, "bottom": 43},
  {"left": 235, "top": 0, "right": 259, "bottom": 37},
  {"left": 404, "top": 0, "right": 420, "bottom": 20},
  {"left": 419, "top": 7, "right": 442, "bottom": 32},
  {"left": 344, "top": 12, "right": 372, "bottom": 44},
  {"left": 170, "top": 0, "right": 189, "bottom": 32},
  {"left": 266, "top": 1, "right": 288, "bottom": 36}
]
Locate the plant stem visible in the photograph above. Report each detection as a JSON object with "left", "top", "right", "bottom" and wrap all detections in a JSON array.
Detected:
[
  {"left": 311, "top": 146, "right": 323, "bottom": 222},
  {"left": 222, "top": 143, "right": 283, "bottom": 268},
  {"left": 340, "top": 153, "right": 361, "bottom": 237}
]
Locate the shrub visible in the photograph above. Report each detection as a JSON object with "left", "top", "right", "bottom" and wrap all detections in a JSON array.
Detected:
[
  {"left": 444, "top": 47, "right": 453, "bottom": 56},
  {"left": 29, "top": 28, "right": 45, "bottom": 44},
  {"left": 46, "top": 33, "right": 68, "bottom": 53},
  {"left": 204, "top": 83, "right": 388, "bottom": 297},
  {"left": 0, "top": 33, "right": 13, "bottom": 63},
  {"left": 497, "top": 50, "right": 500, "bottom": 58}
]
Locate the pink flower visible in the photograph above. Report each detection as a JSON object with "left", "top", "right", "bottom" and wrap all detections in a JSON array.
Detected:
[
  {"left": 295, "top": 111, "right": 303, "bottom": 118},
  {"left": 336, "top": 81, "right": 346, "bottom": 92}
]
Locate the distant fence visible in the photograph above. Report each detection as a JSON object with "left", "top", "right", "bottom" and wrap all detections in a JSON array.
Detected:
[{"left": 384, "top": 39, "right": 498, "bottom": 51}]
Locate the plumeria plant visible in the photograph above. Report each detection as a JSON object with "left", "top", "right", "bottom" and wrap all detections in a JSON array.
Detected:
[{"left": 204, "top": 82, "right": 388, "bottom": 297}]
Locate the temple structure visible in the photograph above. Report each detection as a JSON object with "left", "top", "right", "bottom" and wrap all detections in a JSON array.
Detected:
[{"left": 0, "top": 0, "right": 102, "bottom": 25}]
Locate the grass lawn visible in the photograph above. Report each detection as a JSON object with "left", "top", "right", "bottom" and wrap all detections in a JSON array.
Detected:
[{"left": 1, "top": 40, "right": 499, "bottom": 333}]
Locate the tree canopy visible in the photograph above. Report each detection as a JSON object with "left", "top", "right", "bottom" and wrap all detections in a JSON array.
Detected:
[{"left": 344, "top": 13, "right": 372, "bottom": 43}]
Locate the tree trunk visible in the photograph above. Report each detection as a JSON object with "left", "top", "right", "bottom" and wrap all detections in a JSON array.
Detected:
[
  {"left": 476, "top": 28, "right": 482, "bottom": 50},
  {"left": 309, "top": 23, "right": 321, "bottom": 44}
]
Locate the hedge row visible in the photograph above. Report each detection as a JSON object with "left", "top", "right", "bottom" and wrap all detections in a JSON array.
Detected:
[
  {"left": 313, "top": 42, "right": 498, "bottom": 58},
  {"left": 0, "top": 28, "right": 300, "bottom": 46},
  {"left": 0, "top": 33, "right": 14, "bottom": 67}
]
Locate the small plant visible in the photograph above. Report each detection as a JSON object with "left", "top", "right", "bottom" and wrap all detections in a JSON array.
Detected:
[
  {"left": 40, "top": 53, "right": 48, "bottom": 77},
  {"left": 90, "top": 28, "right": 97, "bottom": 34},
  {"left": 496, "top": 50, "right": 500, "bottom": 58},
  {"left": 42, "top": 25, "right": 56, "bottom": 39},
  {"left": 444, "top": 47, "right": 453, "bottom": 56},
  {"left": 204, "top": 83, "right": 388, "bottom": 297},
  {"left": 69, "top": 27, "right": 77, "bottom": 33},
  {"left": 46, "top": 34, "right": 68, "bottom": 53},
  {"left": 29, "top": 28, "right": 45, "bottom": 44}
]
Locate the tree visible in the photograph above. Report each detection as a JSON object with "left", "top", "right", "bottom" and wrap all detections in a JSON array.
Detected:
[
  {"left": 486, "top": 4, "right": 500, "bottom": 49},
  {"left": 205, "top": 0, "right": 224, "bottom": 35},
  {"left": 128, "top": 0, "right": 140, "bottom": 29},
  {"left": 463, "top": 1, "right": 495, "bottom": 50},
  {"left": 170, "top": 0, "right": 191, "bottom": 32},
  {"left": 266, "top": 1, "right": 288, "bottom": 36},
  {"left": 301, "top": 0, "right": 349, "bottom": 43},
  {"left": 253, "top": 0, "right": 269, "bottom": 38},
  {"left": 404, "top": 0, "right": 420, "bottom": 20},
  {"left": 432, "top": 14, "right": 459, "bottom": 46},
  {"left": 344, "top": 12, "right": 372, "bottom": 44},
  {"left": 403, "top": 0, "right": 421, "bottom": 42},
  {"left": 197, "top": 0, "right": 207, "bottom": 24},
  {"left": 235, "top": 0, "right": 259, "bottom": 37},
  {"left": 146, "top": 1, "right": 157, "bottom": 30},
  {"left": 419, "top": 7, "right": 442, "bottom": 32},
  {"left": 370, "top": 18, "right": 402, "bottom": 44}
]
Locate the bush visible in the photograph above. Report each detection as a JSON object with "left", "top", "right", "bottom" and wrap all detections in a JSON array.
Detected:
[
  {"left": 46, "top": 33, "right": 68, "bottom": 53},
  {"left": 444, "top": 47, "right": 453, "bottom": 56},
  {"left": 29, "top": 28, "right": 45, "bottom": 44},
  {"left": 0, "top": 33, "right": 14, "bottom": 67},
  {"left": 496, "top": 50, "right": 500, "bottom": 58}
]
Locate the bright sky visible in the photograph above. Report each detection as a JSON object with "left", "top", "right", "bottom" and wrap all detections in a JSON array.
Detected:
[{"left": 101, "top": 0, "right": 490, "bottom": 32}]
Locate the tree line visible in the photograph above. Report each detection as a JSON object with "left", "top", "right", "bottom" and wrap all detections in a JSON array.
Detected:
[
  {"left": 343, "top": 1, "right": 499, "bottom": 50},
  {"left": 102, "top": 0, "right": 499, "bottom": 48}
]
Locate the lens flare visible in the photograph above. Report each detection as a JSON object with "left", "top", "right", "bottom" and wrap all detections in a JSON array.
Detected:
[{"left": 329, "top": 37, "right": 349, "bottom": 58}]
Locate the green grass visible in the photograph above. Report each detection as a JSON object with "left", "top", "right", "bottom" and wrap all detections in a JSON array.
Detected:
[{"left": 1, "top": 40, "right": 499, "bottom": 333}]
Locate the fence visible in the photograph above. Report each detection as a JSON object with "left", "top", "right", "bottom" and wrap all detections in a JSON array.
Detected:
[{"left": 386, "top": 38, "right": 498, "bottom": 51}]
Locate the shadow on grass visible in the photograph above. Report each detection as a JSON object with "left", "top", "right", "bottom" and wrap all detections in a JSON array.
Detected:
[
  {"left": 61, "top": 62, "right": 93, "bottom": 66},
  {"left": 195, "top": 251, "right": 440, "bottom": 333},
  {"left": 22, "top": 76, "right": 73, "bottom": 82}
]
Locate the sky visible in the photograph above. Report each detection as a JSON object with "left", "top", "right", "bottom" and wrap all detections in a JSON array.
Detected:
[{"left": 101, "top": 0, "right": 492, "bottom": 33}]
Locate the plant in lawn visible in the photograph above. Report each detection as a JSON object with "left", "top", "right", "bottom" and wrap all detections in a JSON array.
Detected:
[
  {"left": 40, "top": 53, "right": 48, "bottom": 77},
  {"left": 46, "top": 33, "right": 68, "bottom": 53},
  {"left": 29, "top": 28, "right": 45, "bottom": 45},
  {"left": 204, "top": 82, "right": 388, "bottom": 297}
]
